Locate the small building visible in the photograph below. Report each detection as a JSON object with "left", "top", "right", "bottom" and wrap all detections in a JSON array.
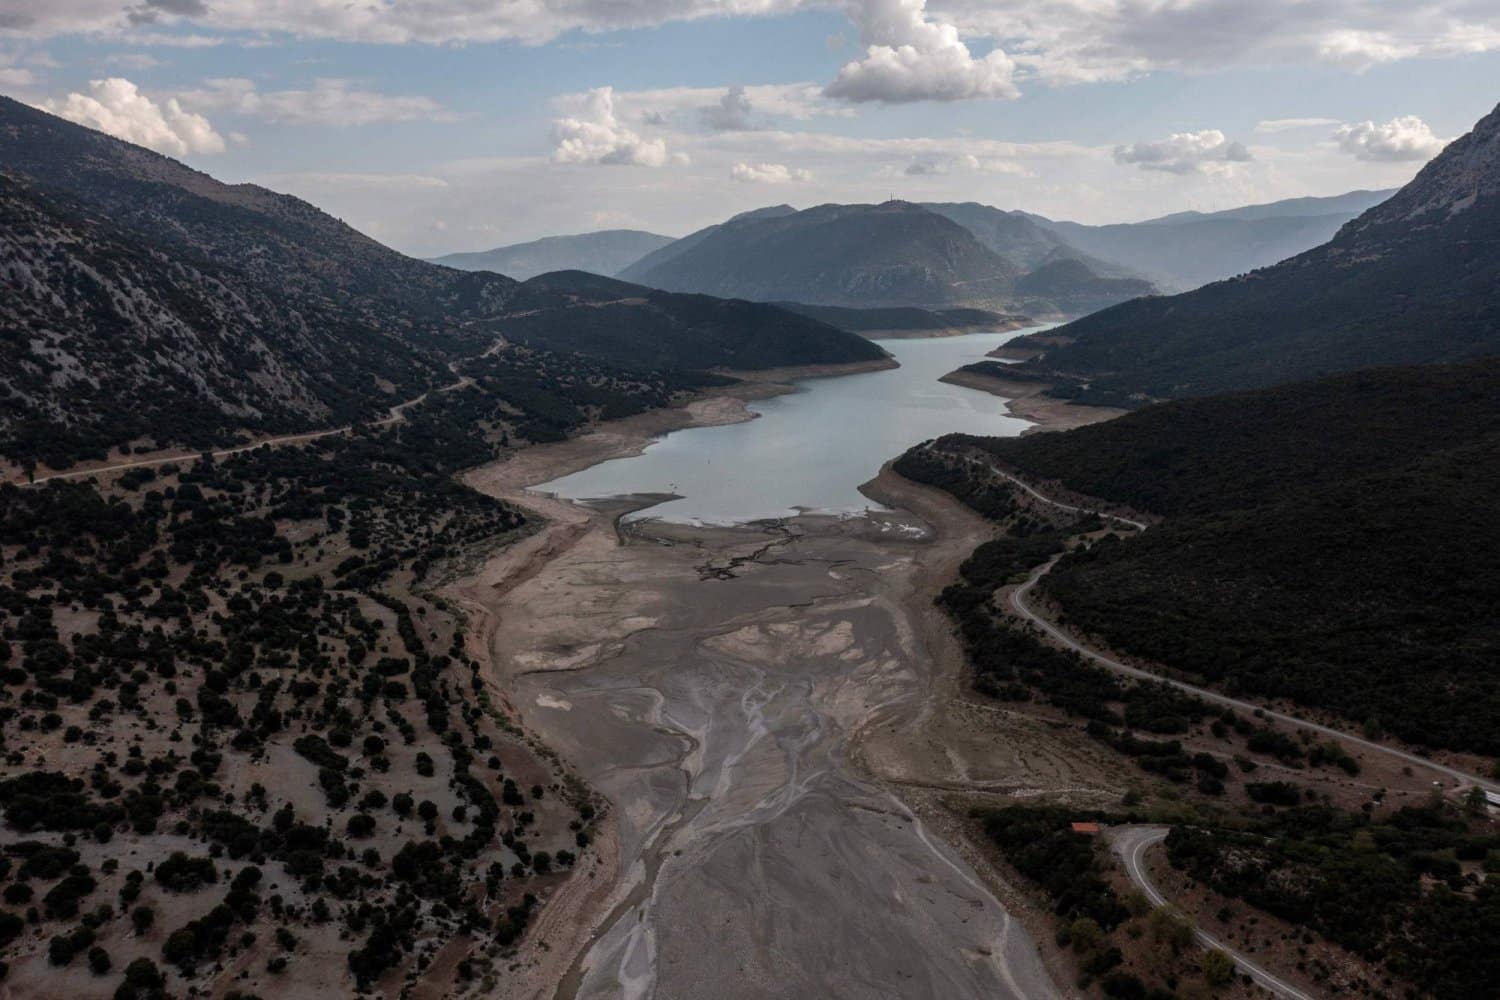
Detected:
[{"left": 1071, "top": 822, "right": 1101, "bottom": 835}]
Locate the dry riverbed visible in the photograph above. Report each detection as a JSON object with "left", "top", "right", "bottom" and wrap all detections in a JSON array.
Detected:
[{"left": 450, "top": 372, "right": 1081, "bottom": 999}]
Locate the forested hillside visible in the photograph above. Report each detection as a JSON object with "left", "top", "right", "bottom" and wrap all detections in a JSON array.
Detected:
[
  {"left": 496, "top": 272, "right": 889, "bottom": 370},
  {"left": 913, "top": 360, "right": 1500, "bottom": 753}
]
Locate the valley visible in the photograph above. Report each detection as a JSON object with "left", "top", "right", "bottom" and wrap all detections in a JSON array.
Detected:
[{"left": 2, "top": 45, "right": 1498, "bottom": 1000}]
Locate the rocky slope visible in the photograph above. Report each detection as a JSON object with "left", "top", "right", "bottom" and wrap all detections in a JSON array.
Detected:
[
  {"left": 1013, "top": 102, "right": 1500, "bottom": 402},
  {"left": 0, "top": 99, "right": 878, "bottom": 468}
]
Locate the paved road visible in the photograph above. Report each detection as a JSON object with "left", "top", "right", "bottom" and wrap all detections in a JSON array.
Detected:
[
  {"left": 958, "top": 451, "right": 1500, "bottom": 795},
  {"left": 1110, "top": 826, "right": 1317, "bottom": 1000},
  {"left": 14, "top": 340, "right": 500, "bottom": 488}
]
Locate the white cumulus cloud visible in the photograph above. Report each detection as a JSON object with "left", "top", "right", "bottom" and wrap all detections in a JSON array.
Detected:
[
  {"left": 1113, "top": 129, "right": 1252, "bottom": 175},
  {"left": 825, "top": 0, "right": 1018, "bottom": 103},
  {"left": 730, "top": 161, "right": 812, "bottom": 183},
  {"left": 1333, "top": 115, "right": 1448, "bottom": 162},
  {"left": 43, "top": 77, "right": 225, "bottom": 155},
  {"left": 552, "top": 87, "right": 681, "bottom": 167}
]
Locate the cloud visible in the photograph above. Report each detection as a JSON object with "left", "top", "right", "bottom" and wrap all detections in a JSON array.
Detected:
[
  {"left": 890, "top": 150, "right": 1029, "bottom": 178},
  {"left": 9, "top": 1, "right": 1498, "bottom": 95},
  {"left": 0, "top": 66, "right": 33, "bottom": 87},
  {"left": 104, "top": 52, "right": 161, "bottom": 69},
  {"left": 258, "top": 171, "right": 450, "bottom": 191},
  {"left": 1255, "top": 117, "right": 1340, "bottom": 133},
  {"left": 1113, "top": 129, "right": 1252, "bottom": 175},
  {"left": 1333, "top": 115, "right": 1447, "bottom": 162},
  {"left": 599, "top": 82, "right": 849, "bottom": 129},
  {"left": 0, "top": 0, "right": 804, "bottom": 46},
  {"left": 730, "top": 161, "right": 811, "bottom": 183},
  {"left": 177, "top": 78, "right": 455, "bottom": 126},
  {"left": 825, "top": 0, "right": 1018, "bottom": 103},
  {"left": 939, "top": 1, "right": 1500, "bottom": 84},
  {"left": 552, "top": 86, "right": 681, "bottom": 167},
  {"left": 700, "top": 84, "right": 756, "bottom": 130},
  {"left": 43, "top": 77, "right": 225, "bottom": 155},
  {"left": 1316, "top": 30, "right": 1418, "bottom": 70},
  {"left": 903, "top": 159, "right": 946, "bottom": 175},
  {"left": 127, "top": 0, "right": 208, "bottom": 25}
]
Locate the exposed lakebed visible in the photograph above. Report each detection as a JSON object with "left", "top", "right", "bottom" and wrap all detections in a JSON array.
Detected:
[
  {"left": 462, "top": 329, "right": 1064, "bottom": 999},
  {"left": 533, "top": 329, "right": 1037, "bottom": 523}
]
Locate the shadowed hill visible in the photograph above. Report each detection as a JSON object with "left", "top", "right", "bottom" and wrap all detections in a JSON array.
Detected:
[
  {"left": 910, "top": 358, "right": 1500, "bottom": 753},
  {"left": 430, "top": 229, "right": 673, "bottom": 280},
  {"left": 1012, "top": 103, "right": 1500, "bottom": 402}
]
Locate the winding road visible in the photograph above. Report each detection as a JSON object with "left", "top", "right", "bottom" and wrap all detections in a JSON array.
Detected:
[
  {"left": 1109, "top": 826, "right": 1316, "bottom": 1000},
  {"left": 14, "top": 339, "right": 502, "bottom": 488},
  {"left": 956, "top": 454, "right": 1500, "bottom": 796}
]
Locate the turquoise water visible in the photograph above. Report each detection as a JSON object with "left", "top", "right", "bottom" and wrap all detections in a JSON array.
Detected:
[{"left": 533, "top": 328, "right": 1038, "bottom": 524}]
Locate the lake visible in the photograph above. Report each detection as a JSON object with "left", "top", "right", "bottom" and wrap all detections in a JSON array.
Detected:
[{"left": 533, "top": 328, "right": 1038, "bottom": 524}]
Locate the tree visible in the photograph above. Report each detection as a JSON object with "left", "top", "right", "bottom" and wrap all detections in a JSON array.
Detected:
[
  {"left": 1148, "top": 906, "right": 1194, "bottom": 955},
  {"left": 1464, "top": 785, "right": 1488, "bottom": 817},
  {"left": 1202, "top": 948, "right": 1235, "bottom": 988},
  {"left": 1065, "top": 917, "right": 1103, "bottom": 952}
]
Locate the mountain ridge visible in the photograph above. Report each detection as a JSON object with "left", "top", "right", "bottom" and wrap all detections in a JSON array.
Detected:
[
  {"left": 430, "top": 229, "right": 674, "bottom": 280},
  {"left": 0, "top": 97, "right": 880, "bottom": 467},
  {"left": 1010, "top": 101, "right": 1500, "bottom": 402}
]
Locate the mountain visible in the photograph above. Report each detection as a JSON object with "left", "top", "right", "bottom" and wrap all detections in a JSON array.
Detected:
[
  {"left": 1012, "top": 259, "right": 1155, "bottom": 318},
  {"left": 0, "top": 96, "right": 514, "bottom": 468},
  {"left": 430, "top": 229, "right": 673, "bottom": 280},
  {"left": 619, "top": 200, "right": 1019, "bottom": 308},
  {"left": 1012, "top": 103, "right": 1500, "bottom": 403},
  {"left": 617, "top": 204, "right": 797, "bottom": 280},
  {"left": 924, "top": 357, "right": 1500, "bottom": 754},
  {"left": 1023, "top": 189, "right": 1394, "bottom": 291},
  {"left": 492, "top": 271, "right": 889, "bottom": 370},
  {"left": 773, "top": 302, "right": 1029, "bottom": 337},
  {"left": 1142, "top": 189, "right": 1395, "bottom": 225},
  {"left": 0, "top": 98, "right": 881, "bottom": 468},
  {"left": 618, "top": 200, "right": 1153, "bottom": 316},
  {"left": 920, "top": 202, "right": 1138, "bottom": 278}
]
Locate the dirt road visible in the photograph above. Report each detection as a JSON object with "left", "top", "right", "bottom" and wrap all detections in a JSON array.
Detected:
[{"left": 13, "top": 339, "right": 502, "bottom": 487}]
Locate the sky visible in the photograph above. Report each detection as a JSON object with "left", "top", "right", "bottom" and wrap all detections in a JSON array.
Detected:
[{"left": 2, "top": 1, "right": 1498, "bottom": 257}]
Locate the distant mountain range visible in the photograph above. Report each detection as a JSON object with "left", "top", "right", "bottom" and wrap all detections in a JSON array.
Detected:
[
  {"left": 427, "top": 190, "right": 1392, "bottom": 325},
  {"left": 616, "top": 200, "right": 1156, "bottom": 317},
  {"left": 1012, "top": 101, "right": 1500, "bottom": 403},
  {"left": 430, "top": 229, "right": 673, "bottom": 281},
  {"left": 454, "top": 190, "right": 1388, "bottom": 319},
  {"left": 0, "top": 97, "right": 879, "bottom": 467},
  {"left": 1022, "top": 189, "right": 1395, "bottom": 291}
]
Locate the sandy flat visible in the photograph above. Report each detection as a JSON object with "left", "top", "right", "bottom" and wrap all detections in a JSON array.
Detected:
[{"left": 939, "top": 369, "right": 1127, "bottom": 433}]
